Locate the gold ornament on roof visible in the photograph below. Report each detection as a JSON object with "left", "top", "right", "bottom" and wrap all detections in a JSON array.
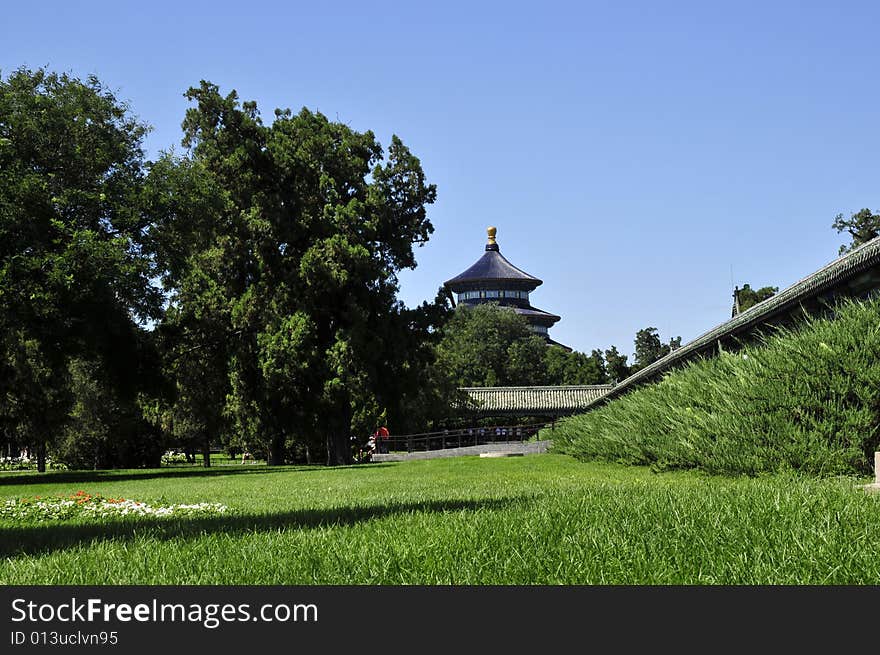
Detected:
[{"left": 487, "top": 226, "right": 497, "bottom": 245}]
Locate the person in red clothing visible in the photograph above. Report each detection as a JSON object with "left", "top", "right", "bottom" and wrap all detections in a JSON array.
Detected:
[{"left": 375, "top": 426, "right": 390, "bottom": 454}]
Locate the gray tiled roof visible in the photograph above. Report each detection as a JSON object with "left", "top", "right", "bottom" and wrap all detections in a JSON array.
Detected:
[
  {"left": 587, "top": 235, "right": 880, "bottom": 410},
  {"left": 460, "top": 385, "right": 613, "bottom": 415}
]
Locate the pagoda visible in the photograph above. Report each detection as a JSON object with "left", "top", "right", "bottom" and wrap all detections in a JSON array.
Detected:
[{"left": 444, "top": 227, "right": 565, "bottom": 347}]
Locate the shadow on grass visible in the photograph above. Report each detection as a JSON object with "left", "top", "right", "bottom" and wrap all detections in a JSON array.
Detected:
[
  {"left": 0, "top": 496, "right": 531, "bottom": 558},
  {"left": 0, "top": 462, "right": 399, "bottom": 487}
]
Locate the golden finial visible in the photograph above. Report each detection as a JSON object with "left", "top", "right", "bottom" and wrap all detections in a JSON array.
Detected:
[{"left": 487, "top": 226, "right": 497, "bottom": 246}]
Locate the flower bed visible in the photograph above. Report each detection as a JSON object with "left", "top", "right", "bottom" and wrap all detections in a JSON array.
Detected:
[
  {"left": 0, "top": 456, "right": 67, "bottom": 471},
  {"left": 0, "top": 491, "right": 228, "bottom": 521}
]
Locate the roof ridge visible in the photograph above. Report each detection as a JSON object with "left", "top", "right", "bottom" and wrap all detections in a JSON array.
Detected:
[
  {"left": 460, "top": 385, "right": 615, "bottom": 391},
  {"left": 584, "top": 234, "right": 880, "bottom": 409}
]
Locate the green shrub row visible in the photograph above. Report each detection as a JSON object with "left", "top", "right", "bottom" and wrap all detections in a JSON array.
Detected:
[{"left": 550, "top": 297, "right": 880, "bottom": 476}]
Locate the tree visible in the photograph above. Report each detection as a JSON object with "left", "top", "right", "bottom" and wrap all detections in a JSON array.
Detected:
[
  {"left": 833, "top": 208, "right": 880, "bottom": 255},
  {"left": 0, "top": 67, "right": 161, "bottom": 470},
  {"left": 370, "top": 289, "right": 455, "bottom": 435},
  {"left": 545, "top": 346, "right": 608, "bottom": 385},
  {"left": 154, "top": 82, "right": 438, "bottom": 465},
  {"left": 434, "top": 303, "right": 549, "bottom": 388},
  {"left": 589, "top": 349, "right": 609, "bottom": 384},
  {"left": 144, "top": 155, "right": 232, "bottom": 466},
  {"left": 631, "top": 327, "right": 682, "bottom": 372},
  {"left": 633, "top": 327, "right": 665, "bottom": 371},
  {"left": 159, "top": 312, "right": 230, "bottom": 468},
  {"left": 735, "top": 283, "right": 778, "bottom": 313},
  {"left": 0, "top": 331, "right": 69, "bottom": 470},
  {"left": 604, "top": 346, "right": 630, "bottom": 383}
]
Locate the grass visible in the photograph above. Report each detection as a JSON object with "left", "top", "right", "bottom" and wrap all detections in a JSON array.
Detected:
[
  {"left": 549, "top": 296, "right": 880, "bottom": 476},
  {"left": 1, "top": 454, "right": 878, "bottom": 584}
]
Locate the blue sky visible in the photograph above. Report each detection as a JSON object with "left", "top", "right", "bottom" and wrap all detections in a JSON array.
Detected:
[{"left": 4, "top": 1, "right": 879, "bottom": 357}]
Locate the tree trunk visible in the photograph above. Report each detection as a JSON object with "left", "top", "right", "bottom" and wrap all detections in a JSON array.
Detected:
[
  {"left": 325, "top": 432, "right": 352, "bottom": 466},
  {"left": 325, "top": 404, "right": 353, "bottom": 466},
  {"left": 267, "top": 434, "right": 285, "bottom": 466},
  {"left": 202, "top": 438, "right": 211, "bottom": 468},
  {"left": 37, "top": 441, "right": 46, "bottom": 473}
]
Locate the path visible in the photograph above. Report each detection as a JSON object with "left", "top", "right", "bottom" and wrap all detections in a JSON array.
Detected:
[{"left": 371, "top": 440, "right": 551, "bottom": 462}]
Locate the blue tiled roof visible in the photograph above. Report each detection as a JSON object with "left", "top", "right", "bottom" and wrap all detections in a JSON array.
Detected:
[
  {"left": 444, "top": 249, "right": 542, "bottom": 289},
  {"left": 513, "top": 305, "right": 561, "bottom": 323}
]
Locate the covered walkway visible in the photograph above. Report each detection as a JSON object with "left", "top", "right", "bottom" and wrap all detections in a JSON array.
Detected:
[{"left": 459, "top": 385, "right": 612, "bottom": 418}]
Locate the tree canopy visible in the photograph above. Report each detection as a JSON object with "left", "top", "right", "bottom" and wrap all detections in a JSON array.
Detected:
[
  {"left": 0, "top": 67, "right": 161, "bottom": 470},
  {"left": 631, "top": 327, "right": 681, "bottom": 372},
  {"left": 434, "top": 303, "right": 547, "bottom": 388},
  {"left": 433, "top": 303, "right": 610, "bottom": 389},
  {"left": 833, "top": 208, "right": 880, "bottom": 255},
  {"left": 604, "top": 345, "right": 630, "bottom": 383},
  {"left": 735, "top": 283, "right": 778, "bottom": 313},
  {"left": 1, "top": 69, "right": 444, "bottom": 469},
  {"left": 148, "top": 82, "right": 439, "bottom": 465},
  {"left": 545, "top": 346, "right": 608, "bottom": 385}
]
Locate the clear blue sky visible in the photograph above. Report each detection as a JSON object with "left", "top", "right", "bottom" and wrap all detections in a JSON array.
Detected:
[{"left": 4, "top": 1, "right": 879, "bottom": 358}]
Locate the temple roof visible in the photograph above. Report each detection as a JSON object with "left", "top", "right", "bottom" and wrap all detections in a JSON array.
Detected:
[
  {"left": 444, "top": 227, "right": 542, "bottom": 290},
  {"left": 512, "top": 305, "right": 561, "bottom": 325}
]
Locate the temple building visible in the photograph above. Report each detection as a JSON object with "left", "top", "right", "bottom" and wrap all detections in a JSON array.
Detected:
[{"left": 444, "top": 227, "right": 567, "bottom": 348}]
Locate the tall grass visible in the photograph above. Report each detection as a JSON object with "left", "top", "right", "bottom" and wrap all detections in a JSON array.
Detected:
[
  {"left": 550, "top": 297, "right": 880, "bottom": 476},
  {"left": 1, "top": 456, "right": 879, "bottom": 584}
]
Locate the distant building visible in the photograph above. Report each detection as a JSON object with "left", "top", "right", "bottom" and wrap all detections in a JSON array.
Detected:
[{"left": 444, "top": 226, "right": 567, "bottom": 348}]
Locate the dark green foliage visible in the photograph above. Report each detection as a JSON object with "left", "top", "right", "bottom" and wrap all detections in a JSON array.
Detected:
[
  {"left": 434, "top": 304, "right": 548, "bottom": 387},
  {"left": 434, "top": 304, "right": 614, "bottom": 389},
  {"left": 589, "top": 349, "right": 609, "bottom": 383},
  {"left": 737, "top": 283, "right": 778, "bottom": 312},
  {"left": 151, "top": 82, "right": 439, "bottom": 465},
  {"left": 1, "top": 68, "right": 443, "bottom": 470},
  {"left": 0, "top": 67, "right": 162, "bottom": 470},
  {"left": 603, "top": 345, "right": 630, "bottom": 383},
  {"left": 632, "top": 327, "right": 681, "bottom": 372},
  {"left": 551, "top": 297, "right": 880, "bottom": 477},
  {"left": 545, "top": 346, "right": 608, "bottom": 385},
  {"left": 833, "top": 208, "right": 880, "bottom": 255},
  {"left": 54, "top": 359, "right": 164, "bottom": 470},
  {"left": 373, "top": 289, "right": 456, "bottom": 435}
]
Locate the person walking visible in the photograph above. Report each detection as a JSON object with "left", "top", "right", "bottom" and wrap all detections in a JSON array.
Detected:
[{"left": 375, "top": 426, "right": 390, "bottom": 454}]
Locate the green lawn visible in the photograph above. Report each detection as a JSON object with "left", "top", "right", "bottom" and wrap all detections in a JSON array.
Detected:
[{"left": 1, "top": 454, "right": 878, "bottom": 584}]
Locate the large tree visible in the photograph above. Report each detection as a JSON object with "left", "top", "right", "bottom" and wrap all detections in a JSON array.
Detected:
[
  {"left": 833, "top": 208, "right": 880, "bottom": 255},
  {"left": 144, "top": 155, "right": 232, "bottom": 466},
  {"left": 153, "top": 82, "right": 438, "bottom": 465},
  {"left": 0, "top": 67, "right": 161, "bottom": 470}
]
